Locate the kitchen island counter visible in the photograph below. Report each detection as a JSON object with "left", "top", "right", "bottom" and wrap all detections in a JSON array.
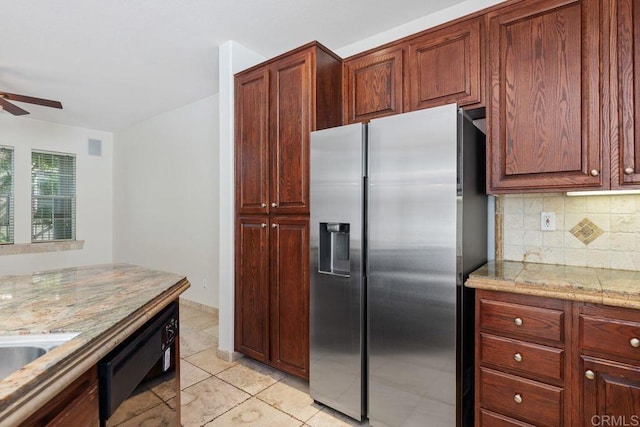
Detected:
[
  {"left": 0, "top": 263, "right": 190, "bottom": 425},
  {"left": 466, "top": 260, "right": 640, "bottom": 309}
]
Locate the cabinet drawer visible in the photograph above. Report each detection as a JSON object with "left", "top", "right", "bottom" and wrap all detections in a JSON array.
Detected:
[
  {"left": 480, "top": 334, "right": 564, "bottom": 382},
  {"left": 479, "top": 299, "right": 564, "bottom": 344},
  {"left": 581, "top": 315, "right": 640, "bottom": 362},
  {"left": 480, "top": 409, "right": 535, "bottom": 427},
  {"left": 480, "top": 368, "right": 563, "bottom": 427}
]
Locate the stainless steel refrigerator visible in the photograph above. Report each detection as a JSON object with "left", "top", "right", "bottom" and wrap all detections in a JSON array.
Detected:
[{"left": 309, "top": 104, "right": 487, "bottom": 427}]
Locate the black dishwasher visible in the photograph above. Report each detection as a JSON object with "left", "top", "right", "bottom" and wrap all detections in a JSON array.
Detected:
[{"left": 98, "top": 301, "right": 179, "bottom": 426}]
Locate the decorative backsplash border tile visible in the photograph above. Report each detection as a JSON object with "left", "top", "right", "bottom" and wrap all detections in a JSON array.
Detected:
[{"left": 498, "top": 193, "right": 640, "bottom": 271}]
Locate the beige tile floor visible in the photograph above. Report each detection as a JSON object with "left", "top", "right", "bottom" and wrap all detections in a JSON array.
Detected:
[{"left": 179, "top": 301, "right": 369, "bottom": 427}]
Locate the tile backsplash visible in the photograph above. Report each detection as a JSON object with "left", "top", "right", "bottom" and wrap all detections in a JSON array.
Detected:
[{"left": 499, "top": 193, "right": 640, "bottom": 271}]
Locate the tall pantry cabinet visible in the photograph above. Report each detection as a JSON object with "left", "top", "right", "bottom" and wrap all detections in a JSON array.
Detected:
[{"left": 234, "top": 42, "right": 341, "bottom": 379}]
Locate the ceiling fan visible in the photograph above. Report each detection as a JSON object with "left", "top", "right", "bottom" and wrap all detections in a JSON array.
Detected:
[{"left": 0, "top": 92, "right": 63, "bottom": 116}]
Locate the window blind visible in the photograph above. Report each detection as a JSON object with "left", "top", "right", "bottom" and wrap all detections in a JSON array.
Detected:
[
  {"left": 31, "top": 151, "right": 76, "bottom": 242},
  {"left": 0, "top": 147, "right": 13, "bottom": 244}
]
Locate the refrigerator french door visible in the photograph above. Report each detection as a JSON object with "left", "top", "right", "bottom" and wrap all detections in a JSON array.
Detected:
[{"left": 309, "top": 104, "right": 487, "bottom": 427}]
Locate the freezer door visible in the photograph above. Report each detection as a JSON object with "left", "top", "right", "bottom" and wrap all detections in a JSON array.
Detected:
[
  {"left": 309, "top": 123, "right": 365, "bottom": 421},
  {"left": 368, "top": 105, "right": 458, "bottom": 427}
]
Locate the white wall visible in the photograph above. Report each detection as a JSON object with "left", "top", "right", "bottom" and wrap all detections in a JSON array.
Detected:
[
  {"left": 336, "top": 0, "right": 506, "bottom": 57},
  {"left": 113, "top": 94, "right": 220, "bottom": 306},
  {"left": 217, "top": 41, "right": 265, "bottom": 356},
  {"left": 0, "top": 115, "right": 113, "bottom": 275}
]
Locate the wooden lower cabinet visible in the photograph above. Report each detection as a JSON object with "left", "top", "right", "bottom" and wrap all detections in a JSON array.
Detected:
[
  {"left": 476, "top": 290, "right": 640, "bottom": 426},
  {"left": 235, "top": 216, "right": 310, "bottom": 379},
  {"left": 22, "top": 366, "right": 99, "bottom": 426},
  {"left": 580, "top": 356, "right": 640, "bottom": 426},
  {"left": 475, "top": 290, "right": 571, "bottom": 426},
  {"left": 235, "top": 216, "right": 270, "bottom": 362}
]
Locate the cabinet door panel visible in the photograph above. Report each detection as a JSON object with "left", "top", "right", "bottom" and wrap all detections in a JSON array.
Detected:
[
  {"left": 488, "top": 0, "right": 604, "bottom": 192},
  {"left": 270, "top": 217, "right": 309, "bottom": 378},
  {"left": 614, "top": 0, "right": 640, "bottom": 187},
  {"left": 235, "top": 68, "right": 270, "bottom": 214},
  {"left": 582, "top": 357, "right": 640, "bottom": 426},
  {"left": 344, "top": 47, "right": 404, "bottom": 124},
  {"left": 408, "top": 18, "right": 481, "bottom": 110},
  {"left": 235, "top": 217, "right": 270, "bottom": 361},
  {"left": 270, "top": 52, "right": 312, "bottom": 214}
]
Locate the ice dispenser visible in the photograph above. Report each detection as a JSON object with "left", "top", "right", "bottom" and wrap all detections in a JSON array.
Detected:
[{"left": 318, "top": 223, "right": 350, "bottom": 276}]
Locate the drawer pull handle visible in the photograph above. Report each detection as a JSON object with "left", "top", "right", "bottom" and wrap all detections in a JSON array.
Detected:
[
  {"left": 261, "top": 203, "right": 267, "bottom": 208},
  {"left": 624, "top": 167, "right": 634, "bottom": 175},
  {"left": 631, "top": 338, "right": 640, "bottom": 348},
  {"left": 514, "top": 317, "right": 523, "bottom": 326},
  {"left": 513, "top": 353, "right": 523, "bottom": 362},
  {"left": 590, "top": 169, "right": 600, "bottom": 177},
  {"left": 261, "top": 223, "right": 267, "bottom": 228},
  {"left": 585, "top": 370, "right": 595, "bottom": 380},
  {"left": 271, "top": 202, "right": 278, "bottom": 208},
  {"left": 514, "top": 394, "right": 523, "bottom": 404}
]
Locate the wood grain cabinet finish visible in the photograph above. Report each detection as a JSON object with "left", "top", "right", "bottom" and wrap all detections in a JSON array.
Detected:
[
  {"left": 487, "top": 0, "right": 605, "bottom": 193},
  {"left": 234, "top": 42, "right": 340, "bottom": 379},
  {"left": 476, "top": 290, "right": 572, "bottom": 426},
  {"left": 612, "top": 0, "right": 640, "bottom": 188},
  {"left": 235, "top": 68, "right": 270, "bottom": 215},
  {"left": 477, "top": 291, "right": 640, "bottom": 427},
  {"left": 235, "top": 42, "right": 342, "bottom": 215},
  {"left": 343, "top": 47, "right": 404, "bottom": 124},
  {"left": 22, "top": 366, "right": 99, "bottom": 426},
  {"left": 235, "top": 216, "right": 270, "bottom": 362},
  {"left": 407, "top": 17, "right": 482, "bottom": 111},
  {"left": 577, "top": 303, "right": 640, "bottom": 425},
  {"left": 269, "top": 217, "right": 309, "bottom": 378}
]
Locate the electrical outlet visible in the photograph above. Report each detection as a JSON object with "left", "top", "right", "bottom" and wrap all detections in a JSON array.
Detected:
[
  {"left": 202, "top": 279, "right": 208, "bottom": 289},
  {"left": 541, "top": 212, "right": 556, "bottom": 231}
]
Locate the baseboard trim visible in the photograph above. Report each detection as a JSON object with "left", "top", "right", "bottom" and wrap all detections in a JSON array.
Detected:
[
  {"left": 179, "top": 297, "right": 219, "bottom": 316},
  {"left": 217, "top": 348, "right": 244, "bottom": 362}
]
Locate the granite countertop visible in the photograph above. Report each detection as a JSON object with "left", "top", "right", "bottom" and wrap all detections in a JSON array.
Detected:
[
  {"left": 0, "top": 263, "right": 190, "bottom": 425},
  {"left": 466, "top": 260, "right": 640, "bottom": 309}
]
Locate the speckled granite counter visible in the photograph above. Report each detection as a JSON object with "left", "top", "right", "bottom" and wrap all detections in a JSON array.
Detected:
[
  {"left": 466, "top": 260, "right": 640, "bottom": 309},
  {"left": 0, "top": 263, "right": 190, "bottom": 425}
]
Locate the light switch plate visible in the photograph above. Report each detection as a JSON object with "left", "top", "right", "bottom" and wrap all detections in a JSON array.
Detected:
[{"left": 541, "top": 212, "right": 556, "bottom": 231}]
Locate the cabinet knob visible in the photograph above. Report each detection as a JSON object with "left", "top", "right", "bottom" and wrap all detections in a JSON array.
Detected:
[
  {"left": 590, "top": 169, "right": 600, "bottom": 177},
  {"left": 514, "top": 317, "right": 523, "bottom": 326},
  {"left": 272, "top": 223, "right": 278, "bottom": 228},
  {"left": 585, "top": 370, "right": 595, "bottom": 380},
  {"left": 513, "top": 353, "right": 523, "bottom": 362},
  {"left": 261, "top": 203, "right": 267, "bottom": 208},
  {"left": 630, "top": 338, "right": 640, "bottom": 348},
  {"left": 271, "top": 202, "right": 278, "bottom": 208},
  {"left": 513, "top": 394, "right": 523, "bottom": 404},
  {"left": 625, "top": 167, "right": 635, "bottom": 175},
  {"left": 261, "top": 223, "right": 267, "bottom": 228}
]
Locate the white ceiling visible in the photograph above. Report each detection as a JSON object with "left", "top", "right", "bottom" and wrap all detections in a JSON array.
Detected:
[{"left": 0, "top": 0, "right": 468, "bottom": 131}]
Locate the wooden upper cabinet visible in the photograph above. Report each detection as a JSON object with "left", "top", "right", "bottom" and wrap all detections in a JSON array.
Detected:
[
  {"left": 270, "top": 51, "right": 312, "bottom": 215},
  {"left": 487, "top": 0, "right": 605, "bottom": 193},
  {"left": 235, "top": 42, "right": 341, "bottom": 215},
  {"left": 407, "top": 17, "right": 482, "bottom": 111},
  {"left": 343, "top": 47, "right": 404, "bottom": 124},
  {"left": 269, "top": 216, "right": 309, "bottom": 379},
  {"left": 235, "top": 217, "right": 270, "bottom": 362},
  {"left": 235, "top": 68, "right": 269, "bottom": 215},
  {"left": 612, "top": 0, "right": 640, "bottom": 188}
]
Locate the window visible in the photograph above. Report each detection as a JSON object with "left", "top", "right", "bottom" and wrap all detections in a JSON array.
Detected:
[
  {"left": 0, "top": 147, "right": 14, "bottom": 244},
  {"left": 31, "top": 151, "right": 76, "bottom": 242}
]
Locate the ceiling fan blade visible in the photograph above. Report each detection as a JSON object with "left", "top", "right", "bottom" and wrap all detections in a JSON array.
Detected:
[
  {"left": 0, "top": 97, "right": 29, "bottom": 115},
  {"left": 0, "top": 92, "right": 63, "bottom": 109}
]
